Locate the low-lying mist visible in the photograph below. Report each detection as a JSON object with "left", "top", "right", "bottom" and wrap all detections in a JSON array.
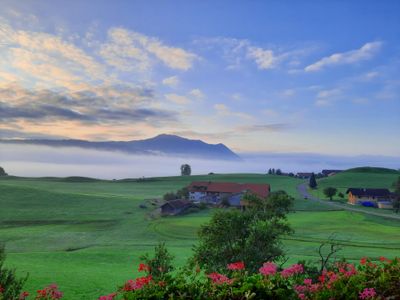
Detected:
[{"left": 0, "top": 144, "right": 399, "bottom": 179}]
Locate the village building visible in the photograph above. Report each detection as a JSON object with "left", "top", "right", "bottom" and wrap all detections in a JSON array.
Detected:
[
  {"left": 321, "top": 169, "right": 343, "bottom": 177},
  {"left": 346, "top": 188, "right": 393, "bottom": 208},
  {"left": 187, "top": 181, "right": 270, "bottom": 208},
  {"left": 160, "top": 199, "right": 192, "bottom": 216},
  {"left": 296, "top": 172, "right": 313, "bottom": 179}
]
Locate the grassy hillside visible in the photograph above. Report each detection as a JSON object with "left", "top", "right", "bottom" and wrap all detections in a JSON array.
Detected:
[
  {"left": 312, "top": 167, "right": 399, "bottom": 201},
  {"left": 0, "top": 173, "right": 399, "bottom": 299}
]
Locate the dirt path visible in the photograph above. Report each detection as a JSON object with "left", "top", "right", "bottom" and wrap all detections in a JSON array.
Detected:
[{"left": 297, "top": 183, "right": 400, "bottom": 221}]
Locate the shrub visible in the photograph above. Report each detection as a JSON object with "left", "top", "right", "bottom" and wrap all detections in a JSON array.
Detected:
[
  {"left": 100, "top": 256, "right": 400, "bottom": 299},
  {"left": 0, "top": 245, "right": 27, "bottom": 300},
  {"left": 139, "top": 242, "right": 174, "bottom": 281}
]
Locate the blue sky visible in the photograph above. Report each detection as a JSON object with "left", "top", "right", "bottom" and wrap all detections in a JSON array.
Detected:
[{"left": 0, "top": 0, "right": 399, "bottom": 156}]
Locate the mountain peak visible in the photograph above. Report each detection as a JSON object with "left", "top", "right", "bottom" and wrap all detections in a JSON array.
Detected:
[{"left": 0, "top": 134, "right": 241, "bottom": 161}]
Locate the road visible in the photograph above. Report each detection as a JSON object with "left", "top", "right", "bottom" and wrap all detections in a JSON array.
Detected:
[{"left": 297, "top": 183, "right": 400, "bottom": 221}]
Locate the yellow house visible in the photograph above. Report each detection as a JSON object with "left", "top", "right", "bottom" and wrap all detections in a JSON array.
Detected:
[{"left": 346, "top": 188, "right": 392, "bottom": 207}]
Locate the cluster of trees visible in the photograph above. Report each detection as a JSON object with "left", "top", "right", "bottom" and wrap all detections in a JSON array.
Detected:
[
  {"left": 163, "top": 187, "right": 189, "bottom": 201},
  {"left": 267, "top": 168, "right": 282, "bottom": 175},
  {"left": 267, "top": 169, "right": 296, "bottom": 177}
]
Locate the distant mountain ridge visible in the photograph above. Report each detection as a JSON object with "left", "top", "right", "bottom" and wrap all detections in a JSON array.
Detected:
[{"left": 0, "top": 134, "right": 241, "bottom": 160}]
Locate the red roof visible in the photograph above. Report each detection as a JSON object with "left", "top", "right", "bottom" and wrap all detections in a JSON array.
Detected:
[{"left": 188, "top": 181, "right": 270, "bottom": 198}]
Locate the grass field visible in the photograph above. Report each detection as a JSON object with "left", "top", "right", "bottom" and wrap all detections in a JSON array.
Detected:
[
  {"left": 309, "top": 167, "right": 400, "bottom": 215},
  {"left": 1, "top": 171, "right": 400, "bottom": 299}
]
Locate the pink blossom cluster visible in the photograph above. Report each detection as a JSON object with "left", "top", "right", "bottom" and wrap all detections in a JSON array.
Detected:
[
  {"left": 227, "top": 261, "right": 245, "bottom": 271},
  {"left": 281, "top": 263, "right": 304, "bottom": 278},
  {"left": 123, "top": 275, "right": 152, "bottom": 291},
  {"left": 207, "top": 272, "right": 233, "bottom": 285},
  {"left": 259, "top": 262, "right": 277, "bottom": 276},
  {"left": 98, "top": 292, "right": 117, "bottom": 300},
  {"left": 294, "top": 278, "right": 320, "bottom": 299},
  {"left": 337, "top": 262, "right": 357, "bottom": 277},
  {"left": 359, "top": 288, "right": 377, "bottom": 299},
  {"left": 36, "top": 284, "right": 63, "bottom": 299}
]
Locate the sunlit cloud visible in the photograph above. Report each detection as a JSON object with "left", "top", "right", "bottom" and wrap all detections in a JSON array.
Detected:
[
  {"left": 189, "top": 88, "right": 205, "bottom": 99},
  {"left": 305, "top": 41, "right": 382, "bottom": 72},
  {"left": 165, "top": 93, "right": 191, "bottom": 105},
  {"left": 99, "top": 27, "right": 198, "bottom": 72},
  {"left": 162, "top": 75, "right": 180, "bottom": 87}
]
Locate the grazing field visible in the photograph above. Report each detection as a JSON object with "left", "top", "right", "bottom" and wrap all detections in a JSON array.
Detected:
[
  {"left": 309, "top": 167, "right": 400, "bottom": 215},
  {"left": 1, "top": 172, "right": 400, "bottom": 299},
  {"left": 312, "top": 167, "right": 399, "bottom": 200}
]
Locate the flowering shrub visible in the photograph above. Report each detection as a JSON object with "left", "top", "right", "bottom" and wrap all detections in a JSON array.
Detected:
[
  {"left": 99, "top": 257, "right": 399, "bottom": 299},
  {"left": 35, "top": 284, "right": 63, "bottom": 300}
]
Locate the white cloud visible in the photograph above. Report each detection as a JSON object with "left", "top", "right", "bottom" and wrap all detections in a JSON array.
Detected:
[
  {"left": 247, "top": 46, "right": 277, "bottom": 70},
  {"left": 100, "top": 27, "right": 197, "bottom": 72},
  {"left": 214, "top": 103, "right": 252, "bottom": 120},
  {"left": 165, "top": 93, "right": 191, "bottom": 105},
  {"left": 315, "top": 88, "right": 342, "bottom": 106},
  {"left": 162, "top": 76, "right": 180, "bottom": 87},
  {"left": 305, "top": 41, "right": 382, "bottom": 72},
  {"left": 189, "top": 88, "right": 204, "bottom": 99}
]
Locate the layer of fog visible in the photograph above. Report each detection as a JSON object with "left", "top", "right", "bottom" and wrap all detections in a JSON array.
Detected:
[{"left": 0, "top": 144, "right": 399, "bottom": 179}]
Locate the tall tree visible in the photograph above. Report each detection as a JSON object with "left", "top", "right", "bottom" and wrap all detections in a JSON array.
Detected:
[
  {"left": 192, "top": 191, "right": 293, "bottom": 273},
  {"left": 0, "top": 167, "right": 7, "bottom": 176},
  {"left": 309, "top": 173, "right": 317, "bottom": 189},
  {"left": 323, "top": 187, "right": 337, "bottom": 201},
  {"left": 180, "top": 164, "right": 191, "bottom": 176}
]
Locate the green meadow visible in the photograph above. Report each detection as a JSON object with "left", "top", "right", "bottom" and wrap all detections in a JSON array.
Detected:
[{"left": 1, "top": 171, "right": 399, "bottom": 299}]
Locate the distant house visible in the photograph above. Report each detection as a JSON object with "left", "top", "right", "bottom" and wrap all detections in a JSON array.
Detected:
[
  {"left": 346, "top": 188, "right": 393, "bottom": 208},
  {"left": 296, "top": 172, "right": 313, "bottom": 179},
  {"left": 160, "top": 199, "right": 192, "bottom": 216},
  {"left": 322, "top": 170, "right": 343, "bottom": 177},
  {"left": 187, "top": 181, "right": 270, "bottom": 208}
]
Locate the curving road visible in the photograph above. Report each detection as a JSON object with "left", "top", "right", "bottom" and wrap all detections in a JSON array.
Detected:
[{"left": 297, "top": 183, "right": 400, "bottom": 221}]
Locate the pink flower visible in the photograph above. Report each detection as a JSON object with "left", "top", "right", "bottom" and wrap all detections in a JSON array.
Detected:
[
  {"left": 19, "top": 291, "right": 29, "bottom": 300},
  {"left": 227, "top": 261, "right": 245, "bottom": 270},
  {"left": 281, "top": 264, "right": 304, "bottom": 278},
  {"left": 207, "top": 272, "right": 233, "bottom": 285},
  {"left": 360, "top": 257, "right": 368, "bottom": 265},
  {"left": 138, "top": 263, "right": 150, "bottom": 272},
  {"left": 259, "top": 262, "right": 277, "bottom": 276},
  {"left": 98, "top": 293, "right": 117, "bottom": 300},
  {"left": 359, "top": 288, "right": 376, "bottom": 299},
  {"left": 123, "top": 275, "right": 152, "bottom": 291},
  {"left": 303, "top": 278, "right": 312, "bottom": 285},
  {"left": 35, "top": 284, "right": 63, "bottom": 299},
  {"left": 298, "top": 293, "right": 306, "bottom": 300}
]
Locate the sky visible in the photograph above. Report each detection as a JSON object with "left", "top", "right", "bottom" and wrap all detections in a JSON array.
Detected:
[{"left": 0, "top": 0, "right": 399, "bottom": 156}]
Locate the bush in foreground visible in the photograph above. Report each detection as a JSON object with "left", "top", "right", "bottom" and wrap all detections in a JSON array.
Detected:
[{"left": 98, "top": 256, "right": 399, "bottom": 300}]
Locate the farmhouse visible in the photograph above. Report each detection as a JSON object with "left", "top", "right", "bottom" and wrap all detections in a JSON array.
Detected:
[
  {"left": 321, "top": 169, "right": 343, "bottom": 177},
  {"left": 160, "top": 199, "right": 192, "bottom": 216},
  {"left": 296, "top": 172, "right": 313, "bottom": 179},
  {"left": 346, "top": 188, "right": 393, "bottom": 208},
  {"left": 187, "top": 181, "right": 270, "bottom": 207}
]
